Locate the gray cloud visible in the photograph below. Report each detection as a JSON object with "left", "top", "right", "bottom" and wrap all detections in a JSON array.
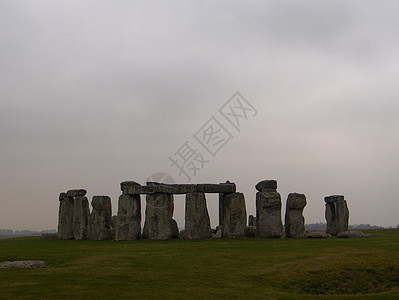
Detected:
[{"left": 1, "top": 1, "right": 398, "bottom": 230}]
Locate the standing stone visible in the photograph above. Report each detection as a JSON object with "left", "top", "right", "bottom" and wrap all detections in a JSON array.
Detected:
[
  {"left": 58, "top": 193, "right": 74, "bottom": 240},
  {"left": 248, "top": 215, "right": 256, "bottom": 227},
  {"left": 185, "top": 192, "right": 212, "bottom": 239},
  {"left": 66, "top": 189, "right": 87, "bottom": 198},
  {"left": 73, "top": 196, "right": 90, "bottom": 240},
  {"left": 255, "top": 180, "right": 277, "bottom": 191},
  {"left": 219, "top": 192, "right": 247, "bottom": 238},
  {"left": 111, "top": 215, "right": 117, "bottom": 229},
  {"left": 88, "top": 196, "right": 112, "bottom": 240},
  {"left": 171, "top": 219, "right": 179, "bottom": 239},
  {"left": 143, "top": 193, "right": 174, "bottom": 240},
  {"left": 245, "top": 226, "right": 256, "bottom": 238},
  {"left": 115, "top": 194, "right": 141, "bottom": 241},
  {"left": 256, "top": 187, "right": 283, "bottom": 238},
  {"left": 325, "top": 195, "right": 349, "bottom": 236},
  {"left": 111, "top": 215, "right": 117, "bottom": 237},
  {"left": 121, "top": 181, "right": 143, "bottom": 195},
  {"left": 169, "top": 193, "right": 179, "bottom": 239},
  {"left": 285, "top": 193, "right": 307, "bottom": 238}
]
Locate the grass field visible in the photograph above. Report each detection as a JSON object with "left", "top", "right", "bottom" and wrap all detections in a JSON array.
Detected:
[{"left": 1, "top": 230, "right": 398, "bottom": 299}]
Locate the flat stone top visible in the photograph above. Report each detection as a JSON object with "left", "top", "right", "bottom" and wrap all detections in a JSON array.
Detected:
[
  {"left": 92, "top": 195, "right": 111, "bottom": 201},
  {"left": 66, "top": 189, "right": 87, "bottom": 197},
  {"left": 325, "top": 195, "right": 345, "bottom": 203},
  {"left": 59, "top": 192, "right": 67, "bottom": 201},
  {"left": 121, "top": 181, "right": 236, "bottom": 195},
  {"left": 287, "top": 193, "right": 307, "bottom": 209},
  {"left": 120, "top": 181, "right": 141, "bottom": 189},
  {"left": 255, "top": 180, "right": 277, "bottom": 191}
]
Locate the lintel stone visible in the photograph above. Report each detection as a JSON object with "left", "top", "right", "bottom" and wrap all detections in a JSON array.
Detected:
[
  {"left": 121, "top": 181, "right": 236, "bottom": 195},
  {"left": 255, "top": 180, "right": 277, "bottom": 191},
  {"left": 324, "top": 195, "right": 345, "bottom": 203},
  {"left": 66, "top": 189, "right": 87, "bottom": 197}
]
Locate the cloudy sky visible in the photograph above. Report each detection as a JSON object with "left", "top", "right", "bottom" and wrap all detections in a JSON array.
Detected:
[{"left": 1, "top": 1, "right": 398, "bottom": 231}]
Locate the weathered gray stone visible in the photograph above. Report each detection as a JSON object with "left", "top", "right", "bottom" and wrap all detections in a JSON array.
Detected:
[
  {"left": 248, "top": 215, "right": 256, "bottom": 226},
  {"left": 143, "top": 193, "right": 174, "bottom": 240},
  {"left": 337, "top": 230, "right": 368, "bottom": 238},
  {"left": 325, "top": 195, "right": 349, "bottom": 236},
  {"left": 111, "top": 215, "right": 117, "bottom": 228},
  {"left": 73, "top": 196, "right": 90, "bottom": 240},
  {"left": 261, "top": 188, "right": 278, "bottom": 193},
  {"left": 171, "top": 219, "right": 179, "bottom": 239},
  {"left": 120, "top": 181, "right": 141, "bottom": 191},
  {"left": 58, "top": 194, "right": 74, "bottom": 240},
  {"left": 220, "top": 192, "right": 247, "bottom": 238},
  {"left": 115, "top": 194, "right": 141, "bottom": 241},
  {"left": 212, "top": 228, "right": 222, "bottom": 238},
  {"left": 173, "top": 184, "right": 197, "bottom": 194},
  {"left": 245, "top": 226, "right": 256, "bottom": 238},
  {"left": 285, "top": 212, "right": 305, "bottom": 238},
  {"left": 66, "top": 189, "right": 87, "bottom": 197},
  {"left": 196, "top": 183, "right": 236, "bottom": 194},
  {"left": 285, "top": 193, "right": 307, "bottom": 238},
  {"left": 146, "top": 182, "right": 177, "bottom": 193},
  {"left": 286, "top": 193, "right": 307, "bottom": 209},
  {"left": 0, "top": 261, "right": 45, "bottom": 269},
  {"left": 255, "top": 180, "right": 277, "bottom": 192},
  {"left": 325, "top": 195, "right": 345, "bottom": 204},
  {"left": 88, "top": 196, "right": 112, "bottom": 240},
  {"left": 256, "top": 190, "right": 283, "bottom": 238},
  {"left": 257, "top": 190, "right": 282, "bottom": 207},
  {"left": 122, "top": 184, "right": 153, "bottom": 195},
  {"left": 185, "top": 192, "right": 212, "bottom": 239},
  {"left": 59, "top": 192, "right": 67, "bottom": 201},
  {"left": 306, "top": 231, "right": 333, "bottom": 239},
  {"left": 122, "top": 181, "right": 236, "bottom": 195}
]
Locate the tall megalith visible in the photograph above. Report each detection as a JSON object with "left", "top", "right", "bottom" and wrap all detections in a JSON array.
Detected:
[
  {"left": 285, "top": 193, "right": 306, "bottom": 238},
  {"left": 185, "top": 192, "right": 212, "bottom": 239},
  {"left": 73, "top": 196, "right": 90, "bottom": 240},
  {"left": 58, "top": 192, "right": 75, "bottom": 240},
  {"left": 143, "top": 193, "right": 174, "bottom": 240},
  {"left": 325, "top": 195, "right": 349, "bottom": 236},
  {"left": 219, "top": 192, "right": 247, "bottom": 238},
  {"left": 255, "top": 180, "right": 283, "bottom": 238},
  {"left": 115, "top": 194, "right": 141, "bottom": 241},
  {"left": 88, "top": 196, "right": 112, "bottom": 240}
]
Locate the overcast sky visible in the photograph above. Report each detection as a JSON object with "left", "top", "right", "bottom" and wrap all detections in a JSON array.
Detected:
[{"left": 1, "top": 1, "right": 398, "bottom": 231}]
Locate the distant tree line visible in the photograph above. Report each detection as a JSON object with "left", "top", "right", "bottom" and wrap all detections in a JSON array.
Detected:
[
  {"left": 349, "top": 224, "right": 385, "bottom": 230},
  {"left": 305, "top": 223, "right": 386, "bottom": 231},
  {"left": 305, "top": 223, "right": 326, "bottom": 231},
  {"left": 1, "top": 224, "right": 395, "bottom": 236},
  {"left": 0, "top": 229, "right": 56, "bottom": 236}
]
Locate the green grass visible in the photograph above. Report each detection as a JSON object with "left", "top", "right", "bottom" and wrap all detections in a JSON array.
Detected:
[{"left": 1, "top": 230, "right": 399, "bottom": 299}]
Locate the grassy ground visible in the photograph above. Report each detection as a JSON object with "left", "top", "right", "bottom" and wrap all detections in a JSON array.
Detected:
[{"left": 0, "top": 230, "right": 398, "bottom": 299}]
